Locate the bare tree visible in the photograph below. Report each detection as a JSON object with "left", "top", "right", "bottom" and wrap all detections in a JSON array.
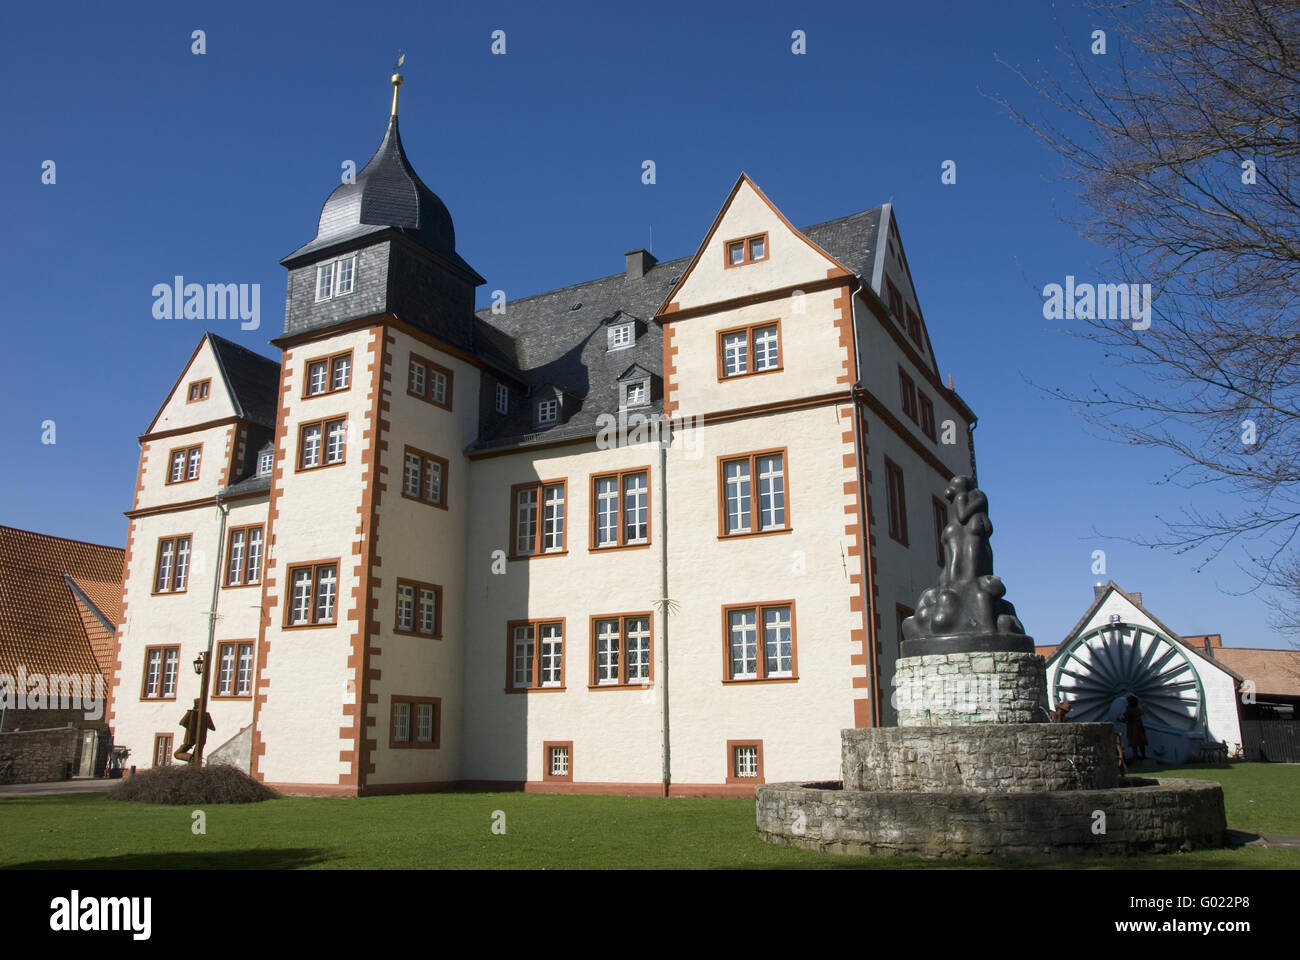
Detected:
[{"left": 990, "top": 1, "right": 1300, "bottom": 602}]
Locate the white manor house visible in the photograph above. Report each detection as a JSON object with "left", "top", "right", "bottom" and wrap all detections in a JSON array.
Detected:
[{"left": 108, "top": 79, "right": 978, "bottom": 795}]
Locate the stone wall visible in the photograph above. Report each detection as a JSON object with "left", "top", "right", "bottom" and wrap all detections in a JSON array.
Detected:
[
  {"left": 0, "top": 708, "right": 109, "bottom": 783},
  {"left": 841, "top": 723, "right": 1119, "bottom": 793},
  {"left": 755, "top": 778, "right": 1226, "bottom": 859},
  {"left": 894, "top": 651, "right": 1049, "bottom": 725}
]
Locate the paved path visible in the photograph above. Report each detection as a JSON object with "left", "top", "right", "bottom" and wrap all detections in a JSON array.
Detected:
[{"left": 0, "top": 779, "right": 116, "bottom": 799}]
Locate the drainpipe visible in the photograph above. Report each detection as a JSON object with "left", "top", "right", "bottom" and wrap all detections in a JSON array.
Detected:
[
  {"left": 847, "top": 278, "right": 881, "bottom": 726},
  {"left": 658, "top": 430, "right": 671, "bottom": 796},
  {"left": 193, "top": 492, "right": 229, "bottom": 765}
]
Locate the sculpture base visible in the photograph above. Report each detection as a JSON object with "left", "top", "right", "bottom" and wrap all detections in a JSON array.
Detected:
[
  {"left": 841, "top": 723, "right": 1118, "bottom": 793},
  {"left": 900, "top": 632, "right": 1035, "bottom": 657},
  {"left": 755, "top": 778, "right": 1226, "bottom": 860},
  {"left": 893, "top": 651, "right": 1049, "bottom": 725}
]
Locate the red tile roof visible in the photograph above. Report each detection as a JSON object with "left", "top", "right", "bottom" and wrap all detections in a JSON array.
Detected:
[
  {"left": 1204, "top": 647, "right": 1300, "bottom": 698},
  {"left": 0, "top": 526, "right": 124, "bottom": 681}
]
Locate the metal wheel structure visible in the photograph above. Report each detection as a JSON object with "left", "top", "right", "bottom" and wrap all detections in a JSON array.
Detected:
[{"left": 1051, "top": 621, "right": 1205, "bottom": 733}]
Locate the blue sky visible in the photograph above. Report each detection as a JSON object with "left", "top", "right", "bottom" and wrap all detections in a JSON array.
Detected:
[{"left": 1, "top": 0, "right": 1288, "bottom": 649}]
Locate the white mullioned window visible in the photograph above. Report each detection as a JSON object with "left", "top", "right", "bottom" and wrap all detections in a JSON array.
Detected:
[
  {"left": 753, "top": 324, "right": 779, "bottom": 371},
  {"left": 227, "top": 529, "right": 246, "bottom": 585},
  {"left": 416, "top": 702, "right": 434, "bottom": 742},
  {"left": 287, "top": 562, "right": 337, "bottom": 626},
  {"left": 540, "top": 623, "right": 563, "bottom": 686},
  {"left": 608, "top": 323, "right": 633, "bottom": 350},
  {"left": 236, "top": 643, "right": 254, "bottom": 696},
  {"left": 173, "top": 538, "right": 190, "bottom": 591},
  {"left": 722, "top": 331, "right": 748, "bottom": 377},
  {"left": 595, "top": 476, "right": 618, "bottom": 547},
  {"left": 409, "top": 359, "right": 426, "bottom": 397},
  {"left": 218, "top": 645, "right": 235, "bottom": 694},
  {"left": 549, "top": 745, "right": 569, "bottom": 777},
  {"left": 729, "top": 609, "right": 759, "bottom": 679},
  {"left": 257, "top": 448, "right": 273, "bottom": 477},
  {"left": 290, "top": 568, "right": 313, "bottom": 625},
  {"left": 724, "top": 460, "right": 752, "bottom": 535},
  {"left": 187, "top": 448, "right": 201, "bottom": 480},
  {"left": 757, "top": 454, "right": 786, "bottom": 530},
  {"left": 315, "top": 565, "right": 337, "bottom": 623},
  {"left": 331, "top": 355, "right": 351, "bottom": 391},
  {"left": 595, "top": 619, "right": 620, "bottom": 684},
  {"left": 325, "top": 420, "right": 346, "bottom": 464},
  {"left": 734, "top": 745, "right": 759, "bottom": 778},
  {"left": 495, "top": 382, "right": 508, "bottom": 414},
  {"left": 169, "top": 450, "right": 185, "bottom": 483},
  {"left": 622, "top": 379, "right": 648, "bottom": 408},
  {"left": 513, "top": 624, "right": 534, "bottom": 688},
  {"left": 515, "top": 488, "right": 538, "bottom": 555},
  {"left": 537, "top": 398, "right": 558, "bottom": 425},
  {"left": 300, "top": 424, "right": 322, "bottom": 469},
  {"left": 246, "top": 528, "right": 263, "bottom": 584},
  {"left": 404, "top": 453, "right": 421, "bottom": 497},
  {"left": 623, "top": 472, "right": 648, "bottom": 543},
  {"left": 542, "top": 484, "right": 565, "bottom": 552},
  {"left": 418, "top": 588, "right": 437, "bottom": 635},
  {"left": 764, "top": 606, "right": 794, "bottom": 677},
  {"left": 307, "top": 360, "right": 329, "bottom": 396},
  {"left": 424, "top": 459, "right": 442, "bottom": 505},
  {"left": 393, "top": 702, "right": 411, "bottom": 742},
  {"left": 155, "top": 539, "right": 175, "bottom": 592},
  {"left": 626, "top": 617, "right": 651, "bottom": 682},
  {"left": 161, "top": 648, "right": 179, "bottom": 697},
  {"left": 315, "top": 256, "right": 355, "bottom": 302},
  {"left": 397, "top": 583, "right": 415, "bottom": 631},
  {"left": 430, "top": 370, "right": 448, "bottom": 406}
]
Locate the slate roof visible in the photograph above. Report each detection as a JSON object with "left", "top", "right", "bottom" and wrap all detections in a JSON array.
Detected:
[
  {"left": 281, "top": 116, "right": 482, "bottom": 282},
  {"left": 207, "top": 334, "right": 281, "bottom": 431},
  {"left": 0, "top": 526, "right": 124, "bottom": 681},
  {"left": 468, "top": 207, "right": 883, "bottom": 451}
]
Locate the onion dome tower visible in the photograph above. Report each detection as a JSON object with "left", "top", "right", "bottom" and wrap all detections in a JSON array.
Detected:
[{"left": 279, "top": 69, "right": 484, "bottom": 351}]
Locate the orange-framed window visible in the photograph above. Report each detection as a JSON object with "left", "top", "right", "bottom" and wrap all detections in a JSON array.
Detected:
[
  {"left": 590, "top": 469, "right": 650, "bottom": 549},
  {"left": 719, "top": 450, "right": 788, "bottom": 537},
  {"left": 224, "top": 524, "right": 264, "bottom": 587},
  {"left": 304, "top": 351, "right": 353, "bottom": 397},
  {"left": 726, "top": 740, "right": 764, "bottom": 784},
  {"left": 395, "top": 579, "right": 443, "bottom": 638},
  {"left": 543, "top": 741, "right": 573, "bottom": 781},
  {"left": 186, "top": 379, "right": 210, "bottom": 403},
  {"left": 166, "top": 445, "right": 202, "bottom": 484},
  {"left": 214, "top": 641, "right": 255, "bottom": 698},
  {"left": 718, "top": 321, "right": 781, "bottom": 378},
  {"left": 297, "top": 417, "right": 347, "bottom": 470},
  {"left": 401, "top": 446, "right": 448, "bottom": 508},
  {"left": 153, "top": 733, "right": 174, "bottom": 767},
  {"left": 407, "top": 353, "right": 453, "bottom": 410},
  {"left": 590, "top": 614, "right": 653, "bottom": 688},
  {"left": 141, "top": 645, "right": 180, "bottom": 700},
  {"left": 510, "top": 480, "right": 567, "bottom": 558},
  {"left": 507, "top": 619, "right": 565, "bottom": 691},
  {"left": 153, "top": 535, "right": 192, "bottom": 594},
  {"left": 723, "top": 602, "right": 797, "bottom": 682},
  {"left": 390, "top": 696, "right": 441, "bottom": 749},
  {"left": 285, "top": 560, "right": 339, "bottom": 627},
  {"left": 724, "top": 233, "right": 768, "bottom": 267}
]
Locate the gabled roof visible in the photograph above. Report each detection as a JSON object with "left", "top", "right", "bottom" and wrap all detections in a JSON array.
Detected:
[
  {"left": 1203, "top": 647, "right": 1300, "bottom": 698},
  {"left": 207, "top": 334, "right": 281, "bottom": 430},
  {"left": 1054, "top": 581, "right": 1245, "bottom": 682},
  {"left": 469, "top": 204, "right": 884, "bottom": 452},
  {"left": 0, "top": 526, "right": 125, "bottom": 681}
]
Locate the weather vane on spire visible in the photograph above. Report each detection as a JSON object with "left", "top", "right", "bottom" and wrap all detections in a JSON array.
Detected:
[{"left": 391, "top": 51, "right": 405, "bottom": 117}]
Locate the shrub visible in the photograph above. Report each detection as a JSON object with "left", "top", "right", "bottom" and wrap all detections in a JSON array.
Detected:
[{"left": 108, "top": 763, "right": 279, "bottom": 804}]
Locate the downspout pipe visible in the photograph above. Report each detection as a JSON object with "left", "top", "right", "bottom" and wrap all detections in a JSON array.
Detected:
[
  {"left": 846, "top": 277, "right": 882, "bottom": 727},
  {"left": 194, "top": 491, "right": 229, "bottom": 765},
  {"left": 658, "top": 429, "right": 671, "bottom": 796}
]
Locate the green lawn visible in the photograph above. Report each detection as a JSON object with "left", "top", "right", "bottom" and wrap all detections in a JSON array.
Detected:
[{"left": 1, "top": 764, "right": 1296, "bottom": 869}]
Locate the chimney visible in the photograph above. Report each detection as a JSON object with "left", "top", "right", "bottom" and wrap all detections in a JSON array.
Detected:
[
  {"left": 1129, "top": 592, "right": 1142, "bottom": 607},
  {"left": 1093, "top": 582, "right": 1107, "bottom": 600},
  {"left": 625, "top": 249, "right": 657, "bottom": 281}
]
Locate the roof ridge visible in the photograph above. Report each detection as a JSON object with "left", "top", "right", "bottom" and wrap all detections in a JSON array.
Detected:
[
  {"left": 0, "top": 525, "right": 125, "bottom": 554},
  {"left": 206, "top": 331, "right": 279, "bottom": 367},
  {"left": 476, "top": 208, "right": 882, "bottom": 313}
]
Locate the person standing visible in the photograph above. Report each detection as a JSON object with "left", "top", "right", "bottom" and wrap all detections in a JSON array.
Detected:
[{"left": 1123, "top": 695, "right": 1148, "bottom": 762}]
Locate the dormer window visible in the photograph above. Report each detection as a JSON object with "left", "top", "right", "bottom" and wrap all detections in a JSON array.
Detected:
[
  {"left": 608, "top": 323, "right": 633, "bottom": 351},
  {"left": 257, "top": 447, "right": 273, "bottom": 478},
  {"left": 622, "top": 379, "right": 649, "bottom": 408},
  {"left": 495, "top": 382, "right": 509, "bottom": 415},
  {"left": 537, "top": 398, "right": 559, "bottom": 426},
  {"left": 725, "top": 233, "right": 768, "bottom": 268},
  {"left": 315, "top": 255, "right": 357, "bottom": 302}
]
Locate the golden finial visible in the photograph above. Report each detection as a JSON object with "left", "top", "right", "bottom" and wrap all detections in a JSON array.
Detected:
[{"left": 391, "top": 52, "right": 405, "bottom": 117}]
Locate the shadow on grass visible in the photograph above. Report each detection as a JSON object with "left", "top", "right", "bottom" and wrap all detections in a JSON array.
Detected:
[{"left": 4, "top": 847, "right": 334, "bottom": 870}]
